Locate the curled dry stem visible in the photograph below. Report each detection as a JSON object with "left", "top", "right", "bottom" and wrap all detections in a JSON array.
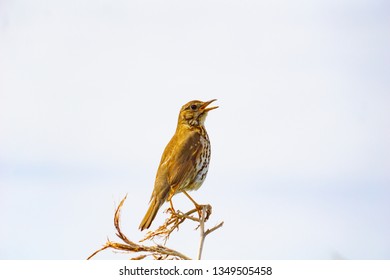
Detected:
[{"left": 87, "top": 194, "right": 223, "bottom": 260}]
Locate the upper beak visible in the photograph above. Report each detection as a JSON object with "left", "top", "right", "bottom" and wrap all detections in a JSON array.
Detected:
[{"left": 201, "top": 99, "right": 218, "bottom": 112}]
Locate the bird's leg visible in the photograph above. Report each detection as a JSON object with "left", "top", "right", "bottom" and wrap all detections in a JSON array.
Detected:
[
  {"left": 182, "top": 191, "right": 211, "bottom": 220},
  {"left": 166, "top": 191, "right": 176, "bottom": 215},
  {"left": 183, "top": 190, "right": 201, "bottom": 210},
  {"left": 168, "top": 198, "right": 176, "bottom": 214}
]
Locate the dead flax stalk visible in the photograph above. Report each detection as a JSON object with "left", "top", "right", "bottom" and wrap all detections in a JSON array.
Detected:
[{"left": 87, "top": 194, "right": 223, "bottom": 260}]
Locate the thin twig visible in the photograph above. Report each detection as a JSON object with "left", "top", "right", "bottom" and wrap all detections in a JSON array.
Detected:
[
  {"left": 87, "top": 244, "right": 110, "bottom": 260},
  {"left": 197, "top": 205, "right": 224, "bottom": 260},
  {"left": 88, "top": 239, "right": 191, "bottom": 260},
  {"left": 197, "top": 205, "right": 207, "bottom": 260},
  {"left": 205, "top": 221, "right": 224, "bottom": 236}
]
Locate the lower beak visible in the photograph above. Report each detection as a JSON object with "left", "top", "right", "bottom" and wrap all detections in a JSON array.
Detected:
[{"left": 201, "top": 99, "right": 218, "bottom": 112}]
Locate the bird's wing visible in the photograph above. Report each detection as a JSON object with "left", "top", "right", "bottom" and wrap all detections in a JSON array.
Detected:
[
  {"left": 165, "top": 131, "right": 202, "bottom": 190},
  {"left": 151, "top": 130, "right": 202, "bottom": 203}
]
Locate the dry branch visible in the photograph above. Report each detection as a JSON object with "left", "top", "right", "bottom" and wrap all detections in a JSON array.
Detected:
[{"left": 88, "top": 194, "right": 223, "bottom": 260}]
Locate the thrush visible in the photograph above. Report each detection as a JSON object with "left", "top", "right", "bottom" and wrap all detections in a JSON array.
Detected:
[{"left": 139, "top": 99, "right": 218, "bottom": 231}]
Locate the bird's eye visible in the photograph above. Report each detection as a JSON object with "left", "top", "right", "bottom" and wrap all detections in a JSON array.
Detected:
[{"left": 190, "top": 104, "right": 197, "bottom": 110}]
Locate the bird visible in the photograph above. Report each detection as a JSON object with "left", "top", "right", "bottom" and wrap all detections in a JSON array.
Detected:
[{"left": 139, "top": 99, "right": 218, "bottom": 231}]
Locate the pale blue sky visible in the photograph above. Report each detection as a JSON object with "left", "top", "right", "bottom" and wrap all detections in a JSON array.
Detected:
[{"left": 0, "top": 0, "right": 389, "bottom": 259}]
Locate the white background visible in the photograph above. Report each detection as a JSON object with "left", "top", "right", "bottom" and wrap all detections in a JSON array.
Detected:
[{"left": 1, "top": 0, "right": 389, "bottom": 259}]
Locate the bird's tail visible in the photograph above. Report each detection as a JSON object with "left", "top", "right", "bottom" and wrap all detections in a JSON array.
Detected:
[{"left": 139, "top": 197, "right": 163, "bottom": 231}]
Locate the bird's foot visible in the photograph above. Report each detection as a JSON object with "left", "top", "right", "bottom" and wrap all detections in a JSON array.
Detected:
[
  {"left": 182, "top": 190, "right": 211, "bottom": 220},
  {"left": 164, "top": 198, "right": 177, "bottom": 215},
  {"left": 195, "top": 204, "right": 212, "bottom": 221}
]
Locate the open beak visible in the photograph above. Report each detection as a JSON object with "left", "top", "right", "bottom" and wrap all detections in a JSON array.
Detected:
[{"left": 201, "top": 99, "right": 218, "bottom": 112}]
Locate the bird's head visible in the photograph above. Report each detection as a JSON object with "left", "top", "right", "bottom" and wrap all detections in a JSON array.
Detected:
[{"left": 178, "top": 99, "right": 218, "bottom": 127}]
